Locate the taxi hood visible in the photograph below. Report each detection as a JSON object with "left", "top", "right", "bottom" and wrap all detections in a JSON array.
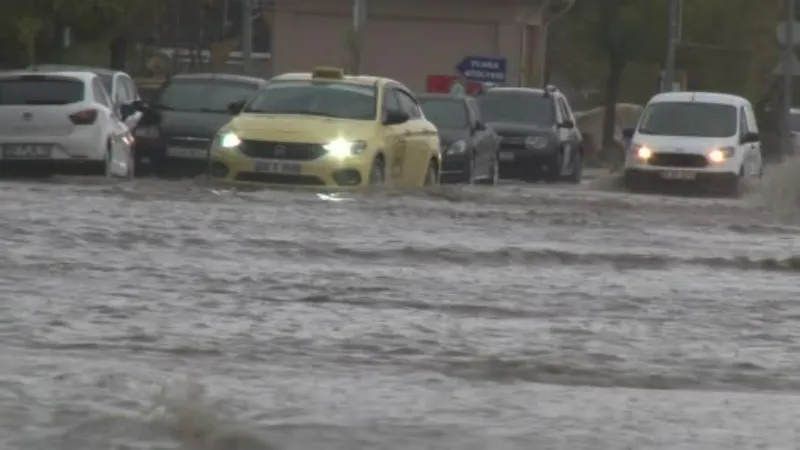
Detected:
[{"left": 227, "top": 114, "right": 378, "bottom": 143}]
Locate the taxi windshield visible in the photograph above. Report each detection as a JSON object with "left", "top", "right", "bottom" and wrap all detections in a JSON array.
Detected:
[
  {"left": 243, "top": 80, "right": 377, "bottom": 120},
  {"left": 638, "top": 101, "right": 737, "bottom": 137}
]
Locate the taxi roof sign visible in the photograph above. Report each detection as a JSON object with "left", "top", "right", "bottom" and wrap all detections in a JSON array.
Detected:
[{"left": 312, "top": 66, "right": 345, "bottom": 79}]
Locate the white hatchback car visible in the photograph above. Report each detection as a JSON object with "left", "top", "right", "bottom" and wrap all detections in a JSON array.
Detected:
[
  {"left": 622, "top": 91, "right": 762, "bottom": 196},
  {"left": 0, "top": 71, "right": 136, "bottom": 177}
]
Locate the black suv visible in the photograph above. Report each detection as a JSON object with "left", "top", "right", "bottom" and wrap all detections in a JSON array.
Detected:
[{"left": 477, "top": 86, "right": 583, "bottom": 183}]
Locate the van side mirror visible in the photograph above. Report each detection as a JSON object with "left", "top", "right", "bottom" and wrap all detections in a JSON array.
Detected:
[
  {"left": 622, "top": 128, "right": 635, "bottom": 140},
  {"left": 741, "top": 131, "right": 759, "bottom": 143},
  {"left": 558, "top": 119, "right": 574, "bottom": 129},
  {"left": 473, "top": 121, "right": 485, "bottom": 131}
]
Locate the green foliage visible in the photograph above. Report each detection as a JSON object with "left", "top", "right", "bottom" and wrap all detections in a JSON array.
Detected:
[
  {"left": 549, "top": 0, "right": 781, "bottom": 104},
  {"left": 0, "top": 0, "right": 164, "bottom": 67}
]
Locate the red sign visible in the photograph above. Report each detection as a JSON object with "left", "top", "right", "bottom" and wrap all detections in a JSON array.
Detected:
[{"left": 426, "top": 75, "right": 484, "bottom": 95}]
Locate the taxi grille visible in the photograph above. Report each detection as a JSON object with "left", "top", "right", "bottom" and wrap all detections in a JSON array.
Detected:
[
  {"left": 649, "top": 153, "right": 708, "bottom": 168},
  {"left": 239, "top": 140, "right": 326, "bottom": 161},
  {"left": 235, "top": 172, "right": 325, "bottom": 185}
]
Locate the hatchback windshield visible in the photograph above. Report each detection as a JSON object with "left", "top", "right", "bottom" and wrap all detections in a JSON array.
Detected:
[
  {"left": 477, "top": 92, "right": 554, "bottom": 125},
  {"left": 0, "top": 76, "right": 84, "bottom": 105},
  {"left": 419, "top": 98, "right": 468, "bottom": 129},
  {"left": 638, "top": 101, "right": 737, "bottom": 137},
  {"left": 243, "top": 80, "right": 376, "bottom": 120},
  {"left": 154, "top": 80, "right": 259, "bottom": 113}
]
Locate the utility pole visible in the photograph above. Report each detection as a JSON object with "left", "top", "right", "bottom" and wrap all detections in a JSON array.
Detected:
[
  {"left": 662, "top": 0, "right": 680, "bottom": 91},
  {"left": 242, "top": 0, "right": 253, "bottom": 75},
  {"left": 783, "top": 0, "right": 796, "bottom": 155},
  {"left": 351, "top": 0, "right": 367, "bottom": 74}
]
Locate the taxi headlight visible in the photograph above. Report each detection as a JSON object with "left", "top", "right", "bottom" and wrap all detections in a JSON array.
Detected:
[
  {"left": 635, "top": 145, "right": 652, "bottom": 160},
  {"left": 445, "top": 140, "right": 467, "bottom": 155},
  {"left": 323, "top": 139, "right": 367, "bottom": 158},
  {"left": 708, "top": 146, "right": 734, "bottom": 163},
  {"left": 217, "top": 132, "right": 241, "bottom": 149},
  {"left": 524, "top": 136, "right": 548, "bottom": 149}
]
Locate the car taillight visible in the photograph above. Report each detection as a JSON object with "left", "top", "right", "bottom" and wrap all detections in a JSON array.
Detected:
[{"left": 69, "top": 109, "right": 98, "bottom": 125}]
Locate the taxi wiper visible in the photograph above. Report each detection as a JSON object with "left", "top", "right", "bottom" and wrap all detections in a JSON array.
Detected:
[{"left": 199, "top": 108, "right": 227, "bottom": 113}]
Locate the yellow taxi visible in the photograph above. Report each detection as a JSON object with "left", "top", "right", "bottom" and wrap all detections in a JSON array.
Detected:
[{"left": 208, "top": 67, "right": 441, "bottom": 188}]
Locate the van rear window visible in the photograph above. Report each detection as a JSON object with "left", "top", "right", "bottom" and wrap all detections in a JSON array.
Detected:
[{"left": 0, "top": 77, "right": 85, "bottom": 105}]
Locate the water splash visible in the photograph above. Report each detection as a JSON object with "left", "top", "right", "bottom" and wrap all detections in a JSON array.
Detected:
[
  {"left": 143, "top": 379, "right": 274, "bottom": 450},
  {"left": 757, "top": 157, "right": 800, "bottom": 214}
]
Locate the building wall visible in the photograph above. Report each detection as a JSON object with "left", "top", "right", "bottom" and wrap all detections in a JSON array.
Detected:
[{"left": 270, "top": 0, "right": 544, "bottom": 91}]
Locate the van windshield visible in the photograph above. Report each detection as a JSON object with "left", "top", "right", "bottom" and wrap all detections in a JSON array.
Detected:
[{"left": 637, "top": 101, "right": 737, "bottom": 138}]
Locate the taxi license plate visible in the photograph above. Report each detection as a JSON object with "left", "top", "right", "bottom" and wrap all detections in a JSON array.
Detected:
[
  {"left": 166, "top": 147, "right": 207, "bottom": 159},
  {"left": 499, "top": 151, "right": 514, "bottom": 161},
  {"left": 253, "top": 161, "right": 302, "bottom": 174},
  {"left": 660, "top": 170, "right": 696, "bottom": 180},
  {"left": 2, "top": 144, "right": 52, "bottom": 158}
]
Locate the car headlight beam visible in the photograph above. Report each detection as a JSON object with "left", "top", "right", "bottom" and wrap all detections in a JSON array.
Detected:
[
  {"left": 323, "top": 139, "right": 367, "bottom": 158},
  {"left": 220, "top": 132, "right": 241, "bottom": 148},
  {"left": 636, "top": 145, "right": 652, "bottom": 160},
  {"left": 708, "top": 146, "right": 734, "bottom": 163}
]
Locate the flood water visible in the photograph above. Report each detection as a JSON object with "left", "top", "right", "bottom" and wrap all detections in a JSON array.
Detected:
[{"left": 1, "top": 168, "right": 799, "bottom": 449}]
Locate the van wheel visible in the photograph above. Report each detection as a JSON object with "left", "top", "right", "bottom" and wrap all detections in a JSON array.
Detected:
[{"left": 565, "top": 149, "right": 583, "bottom": 184}]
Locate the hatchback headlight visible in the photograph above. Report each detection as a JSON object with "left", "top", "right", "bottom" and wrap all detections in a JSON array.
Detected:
[
  {"left": 446, "top": 140, "right": 467, "bottom": 155},
  {"left": 324, "top": 139, "right": 367, "bottom": 158},
  {"left": 525, "top": 136, "right": 548, "bottom": 149}
]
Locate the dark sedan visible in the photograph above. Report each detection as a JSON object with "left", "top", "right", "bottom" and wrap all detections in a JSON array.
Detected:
[
  {"left": 418, "top": 94, "right": 499, "bottom": 184},
  {"left": 133, "top": 73, "right": 266, "bottom": 177},
  {"left": 477, "top": 87, "right": 583, "bottom": 183}
]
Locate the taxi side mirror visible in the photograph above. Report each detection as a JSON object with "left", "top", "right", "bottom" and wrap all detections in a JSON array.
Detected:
[
  {"left": 383, "top": 109, "right": 409, "bottom": 125},
  {"left": 228, "top": 99, "right": 245, "bottom": 115}
]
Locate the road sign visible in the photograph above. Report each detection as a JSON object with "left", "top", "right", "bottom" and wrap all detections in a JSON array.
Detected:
[
  {"left": 455, "top": 56, "right": 507, "bottom": 83},
  {"left": 773, "top": 51, "right": 800, "bottom": 75},
  {"left": 776, "top": 21, "right": 800, "bottom": 47}
]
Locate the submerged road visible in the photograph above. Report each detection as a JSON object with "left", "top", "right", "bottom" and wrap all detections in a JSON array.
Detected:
[{"left": 0, "top": 173, "right": 799, "bottom": 449}]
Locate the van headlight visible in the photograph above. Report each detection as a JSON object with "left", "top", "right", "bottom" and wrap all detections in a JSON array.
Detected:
[
  {"left": 634, "top": 145, "right": 652, "bottom": 160},
  {"left": 708, "top": 147, "right": 734, "bottom": 163},
  {"left": 323, "top": 139, "right": 367, "bottom": 158}
]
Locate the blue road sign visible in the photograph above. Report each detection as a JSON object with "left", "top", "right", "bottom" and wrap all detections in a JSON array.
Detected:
[{"left": 456, "top": 56, "right": 507, "bottom": 83}]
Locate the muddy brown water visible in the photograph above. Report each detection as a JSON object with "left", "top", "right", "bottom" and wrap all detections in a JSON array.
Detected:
[{"left": 1, "top": 164, "right": 800, "bottom": 449}]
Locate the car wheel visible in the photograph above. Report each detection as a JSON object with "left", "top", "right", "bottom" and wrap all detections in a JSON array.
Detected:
[
  {"left": 462, "top": 155, "right": 475, "bottom": 184},
  {"left": 104, "top": 140, "right": 112, "bottom": 179},
  {"left": 543, "top": 148, "right": 563, "bottom": 183},
  {"left": 424, "top": 160, "right": 437, "bottom": 186},
  {"left": 369, "top": 156, "right": 385, "bottom": 185},
  {"left": 476, "top": 154, "right": 499, "bottom": 185},
  {"left": 565, "top": 149, "right": 583, "bottom": 184}
]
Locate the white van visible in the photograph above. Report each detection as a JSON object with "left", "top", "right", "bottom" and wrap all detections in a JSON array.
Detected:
[{"left": 622, "top": 91, "right": 762, "bottom": 196}]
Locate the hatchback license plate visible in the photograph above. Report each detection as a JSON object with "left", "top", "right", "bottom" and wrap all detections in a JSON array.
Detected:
[
  {"left": 253, "top": 161, "right": 302, "bottom": 174},
  {"left": 167, "top": 147, "right": 207, "bottom": 159},
  {"left": 2, "top": 144, "right": 52, "bottom": 159},
  {"left": 499, "top": 152, "right": 515, "bottom": 161},
  {"left": 660, "top": 170, "right": 696, "bottom": 180}
]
